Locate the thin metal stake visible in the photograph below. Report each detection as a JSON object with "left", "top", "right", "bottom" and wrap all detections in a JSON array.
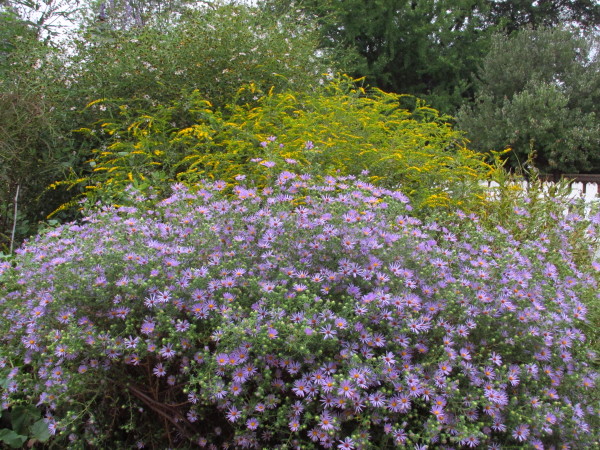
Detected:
[{"left": 9, "top": 184, "right": 19, "bottom": 255}]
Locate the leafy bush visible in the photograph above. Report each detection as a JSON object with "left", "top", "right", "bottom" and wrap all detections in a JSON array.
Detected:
[
  {"left": 0, "top": 404, "right": 51, "bottom": 448},
  {"left": 71, "top": 2, "right": 328, "bottom": 108},
  {"left": 476, "top": 163, "right": 600, "bottom": 354},
  {"left": 1, "top": 167, "right": 599, "bottom": 448},
  {"left": 0, "top": 35, "right": 82, "bottom": 253},
  {"left": 57, "top": 78, "right": 492, "bottom": 216},
  {"left": 457, "top": 27, "right": 600, "bottom": 173}
]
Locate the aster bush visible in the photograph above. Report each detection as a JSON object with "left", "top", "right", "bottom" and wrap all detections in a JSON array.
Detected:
[
  {"left": 476, "top": 165, "right": 600, "bottom": 362},
  {"left": 1, "top": 166, "right": 599, "bottom": 448}
]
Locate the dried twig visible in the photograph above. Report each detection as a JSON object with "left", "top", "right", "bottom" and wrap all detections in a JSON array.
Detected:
[{"left": 123, "top": 382, "right": 195, "bottom": 442}]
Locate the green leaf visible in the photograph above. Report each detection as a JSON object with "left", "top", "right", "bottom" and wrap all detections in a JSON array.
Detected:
[
  {"left": 30, "top": 419, "right": 51, "bottom": 442},
  {"left": 10, "top": 405, "right": 40, "bottom": 435},
  {"left": 0, "top": 429, "right": 28, "bottom": 448}
]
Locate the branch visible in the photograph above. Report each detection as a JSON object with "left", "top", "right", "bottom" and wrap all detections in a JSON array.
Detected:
[{"left": 122, "top": 382, "right": 196, "bottom": 441}]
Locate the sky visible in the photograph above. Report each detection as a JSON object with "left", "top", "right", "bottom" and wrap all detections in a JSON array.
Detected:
[{"left": 4, "top": 0, "right": 259, "bottom": 44}]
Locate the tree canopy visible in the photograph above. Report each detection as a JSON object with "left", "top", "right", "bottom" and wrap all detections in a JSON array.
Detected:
[
  {"left": 261, "top": 0, "right": 600, "bottom": 113},
  {"left": 457, "top": 27, "right": 600, "bottom": 173}
]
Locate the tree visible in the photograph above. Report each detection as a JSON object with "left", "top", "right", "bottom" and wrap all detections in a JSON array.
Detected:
[
  {"left": 0, "top": 18, "right": 80, "bottom": 252},
  {"left": 0, "top": 1, "right": 331, "bottom": 251},
  {"left": 260, "top": 0, "right": 600, "bottom": 114},
  {"left": 261, "top": 0, "right": 494, "bottom": 113},
  {"left": 70, "top": 2, "right": 328, "bottom": 107},
  {"left": 456, "top": 27, "right": 600, "bottom": 174},
  {"left": 0, "top": 9, "right": 37, "bottom": 73}
]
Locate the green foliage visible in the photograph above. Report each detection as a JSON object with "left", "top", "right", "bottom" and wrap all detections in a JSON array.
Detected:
[
  {"left": 457, "top": 27, "right": 600, "bottom": 173},
  {"left": 58, "top": 77, "right": 493, "bottom": 215},
  {"left": 0, "top": 0, "right": 85, "bottom": 41},
  {"left": 477, "top": 151, "right": 598, "bottom": 252},
  {"left": 488, "top": 0, "right": 600, "bottom": 32},
  {"left": 474, "top": 155, "right": 600, "bottom": 359},
  {"left": 263, "top": 0, "right": 600, "bottom": 114},
  {"left": 0, "top": 18, "right": 82, "bottom": 253},
  {"left": 83, "top": 0, "right": 201, "bottom": 31},
  {"left": 0, "top": 403, "right": 50, "bottom": 448},
  {"left": 263, "top": 0, "right": 494, "bottom": 113},
  {"left": 71, "top": 2, "right": 328, "bottom": 108},
  {"left": 0, "top": 9, "right": 37, "bottom": 73}
]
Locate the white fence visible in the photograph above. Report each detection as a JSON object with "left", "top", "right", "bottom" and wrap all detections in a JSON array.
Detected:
[
  {"left": 481, "top": 180, "right": 599, "bottom": 204},
  {"left": 561, "top": 181, "right": 599, "bottom": 203}
]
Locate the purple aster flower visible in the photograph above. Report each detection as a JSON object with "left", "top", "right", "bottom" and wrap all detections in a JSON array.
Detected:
[
  {"left": 187, "top": 409, "right": 198, "bottom": 422},
  {"left": 431, "top": 404, "right": 446, "bottom": 422},
  {"left": 393, "top": 429, "right": 407, "bottom": 445},
  {"left": 140, "top": 320, "right": 155, "bottom": 335},
  {"left": 290, "top": 400, "right": 304, "bottom": 416},
  {"left": 388, "top": 395, "right": 411, "bottom": 412},
  {"left": 381, "top": 352, "right": 396, "bottom": 366},
  {"left": 507, "top": 372, "right": 520, "bottom": 386},
  {"left": 319, "top": 411, "right": 335, "bottom": 430},
  {"left": 337, "top": 380, "right": 356, "bottom": 398},
  {"left": 22, "top": 335, "right": 40, "bottom": 351},
  {"left": 230, "top": 383, "right": 243, "bottom": 396},
  {"left": 368, "top": 392, "right": 386, "bottom": 407},
  {"left": 226, "top": 406, "right": 240, "bottom": 423},
  {"left": 292, "top": 379, "right": 310, "bottom": 397},
  {"left": 437, "top": 361, "right": 452, "bottom": 376},
  {"left": 512, "top": 424, "right": 530, "bottom": 442},
  {"left": 544, "top": 388, "right": 560, "bottom": 400},
  {"left": 159, "top": 343, "right": 176, "bottom": 359},
  {"left": 57, "top": 309, "right": 74, "bottom": 324},
  {"left": 531, "top": 440, "right": 544, "bottom": 450},
  {"left": 461, "top": 435, "right": 480, "bottom": 447},
  {"left": 152, "top": 363, "right": 166, "bottom": 377},
  {"left": 246, "top": 417, "right": 259, "bottom": 430},
  {"left": 215, "top": 353, "right": 228, "bottom": 366},
  {"left": 320, "top": 324, "right": 337, "bottom": 339},
  {"left": 231, "top": 369, "right": 247, "bottom": 383},
  {"left": 174, "top": 320, "right": 190, "bottom": 332},
  {"left": 337, "top": 437, "right": 355, "bottom": 449},
  {"left": 288, "top": 418, "right": 300, "bottom": 431},
  {"left": 489, "top": 352, "right": 502, "bottom": 366}
]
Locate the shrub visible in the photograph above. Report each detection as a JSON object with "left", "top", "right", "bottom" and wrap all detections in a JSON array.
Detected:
[
  {"left": 457, "top": 27, "right": 600, "bottom": 173},
  {"left": 56, "top": 78, "right": 492, "bottom": 217},
  {"left": 70, "top": 2, "right": 328, "bottom": 108},
  {"left": 1, "top": 166, "right": 599, "bottom": 448},
  {"left": 0, "top": 22, "right": 83, "bottom": 253},
  {"left": 478, "top": 163, "right": 600, "bottom": 362}
]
